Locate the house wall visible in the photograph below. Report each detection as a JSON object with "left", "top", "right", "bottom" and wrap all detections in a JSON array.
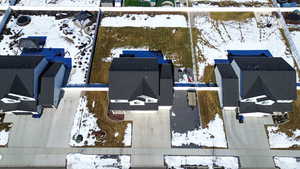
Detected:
[
  {"left": 34, "top": 59, "right": 48, "bottom": 98},
  {"left": 53, "top": 65, "right": 66, "bottom": 107},
  {"left": 214, "top": 66, "right": 223, "bottom": 107}
]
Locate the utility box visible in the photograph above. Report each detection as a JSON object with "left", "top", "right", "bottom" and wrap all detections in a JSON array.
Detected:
[{"left": 187, "top": 90, "right": 197, "bottom": 107}]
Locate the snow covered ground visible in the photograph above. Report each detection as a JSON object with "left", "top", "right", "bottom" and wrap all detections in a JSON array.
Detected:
[
  {"left": 66, "top": 153, "right": 130, "bottom": 169},
  {"left": 16, "top": 0, "right": 100, "bottom": 6},
  {"left": 123, "top": 123, "right": 132, "bottom": 146},
  {"left": 194, "top": 14, "right": 297, "bottom": 81},
  {"left": 0, "top": 129, "right": 9, "bottom": 146},
  {"left": 69, "top": 96, "right": 101, "bottom": 146},
  {"left": 274, "top": 157, "right": 300, "bottom": 169},
  {"left": 0, "top": 0, "right": 9, "bottom": 6},
  {"left": 0, "top": 14, "right": 97, "bottom": 84},
  {"left": 267, "top": 126, "right": 300, "bottom": 148},
  {"left": 290, "top": 30, "right": 300, "bottom": 58},
  {"left": 101, "top": 14, "right": 188, "bottom": 28},
  {"left": 172, "top": 114, "right": 227, "bottom": 148},
  {"left": 165, "top": 156, "right": 239, "bottom": 169}
]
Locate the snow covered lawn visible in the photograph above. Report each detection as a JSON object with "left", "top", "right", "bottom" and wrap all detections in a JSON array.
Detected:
[
  {"left": 16, "top": 0, "right": 100, "bottom": 6},
  {"left": 0, "top": 12, "right": 97, "bottom": 84},
  {"left": 267, "top": 126, "right": 300, "bottom": 149},
  {"left": 172, "top": 114, "right": 227, "bottom": 148},
  {"left": 66, "top": 153, "right": 130, "bottom": 169},
  {"left": 165, "top": 156, "right": 239, "bottom": 169},
  {"left": 0, "top": 0, "right": 9, "bottom": 6},
  {"left": 69, "top": 96, "right": 100, "bottom": 146},
  {"left": 101, "top": 14, "right": 188, "bottom": 28},
  {"left": 194, "top": 13, "right": 297, "bottom": 81},
  {"left": 70, "top": 92, "right": 132, "bottom": 147},
  {"left": 274, "top": 157, "right": 300, "bottom": 169}
]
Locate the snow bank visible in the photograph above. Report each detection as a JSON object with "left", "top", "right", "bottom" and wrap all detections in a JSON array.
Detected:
[
  {"left": 101, "top": 14, "right": 188, "bottom": 28},
  {"left": 267, "top": 126, "right": 300, "bottom": 148},
  {"left": 123, "top": 123, "right": 132, "bottom": 146},
  {"left": 69, "top": 96, "right": 100, "bottom": 146},
  {"left": 172, "top": 114, "right": 227, "bottom": 148},
  {"left": 66, "top": 153, "right": 130, "bottom": 169},
  {"left": 165, "top": 156, "right": 239, "bottom": 169},
  {"left": 0, "top": 15, "right": 96, "bottom": 84},
  {"left": 17, "top": 0, "right": 100, "bottom": 6},
  {"left": 0, "top": 129, "right": 9, "bottom": 146},
  {"left": 194, "top": 15, "right": 296, "bottom": 80},
  {"left": 274, "top": 157, "right": 300, "bottom": 169}
]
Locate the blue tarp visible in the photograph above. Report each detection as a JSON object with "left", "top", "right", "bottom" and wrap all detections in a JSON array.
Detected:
[
  {"left": 122, "top": 50, "right": 172, "bottom": 64},
  {"left": 214, "top": 59, "right": 230, "bottom": 64},
  {"left": 227, "top": 50, "right": 273, "bottom": 57},
  {"left": 175, "top": 83, "right": 217, "bottom": 87}
]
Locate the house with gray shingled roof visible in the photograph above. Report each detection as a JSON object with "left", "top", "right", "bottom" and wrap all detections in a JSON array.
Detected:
[
  {"left": 108, "top": 51, "right": 174, "bottom": 113},
  {"left": 0, "top": 55, "right": 66, "bottom": 116},
  {"left": 215, "top": 50, "right": 297, "bottom": 116}
]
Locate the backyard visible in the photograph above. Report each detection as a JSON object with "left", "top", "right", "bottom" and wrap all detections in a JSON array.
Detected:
[
  {"left": 193, "top": 12, "right": 298, "bottom": 82},
  {"left": 89, "top": 13, "right": 196, "bottom": 84},
  {"left": 69, "top": 92, "right": 132, "bottom": 147}
]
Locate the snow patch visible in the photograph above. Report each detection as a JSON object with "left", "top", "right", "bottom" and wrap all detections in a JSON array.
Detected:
[
  {"left": 0, "top": 129, "right": 9, "bottom": 146},
  {"left": 274, "top": 157, "right": 300, "bottom": 169},
  {"left": 123, "top": 123, "right": 132, "bottom": 146},
  {"left": 267, "top": 126, "right": 300, "bottom": 148},
  {"left": 69, "top": 96, "right": 100, "bottom": 146},
  {"left": 102, "top": 47, "right": 149, "bottom": 62},
  {"left": 101, "top": 14, "right": 188, "bottom": 28},
  {"left": 172, "top": 114, "right": 227, "bottom": 148},
  {"left": 165, "top": 156, "right": 239, "bottom": 169},
  {"left": 66, "top": 153, "right": 130, "bottom": 169}
]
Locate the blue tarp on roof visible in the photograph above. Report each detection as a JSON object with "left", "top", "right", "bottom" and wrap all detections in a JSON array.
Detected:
[
  {"left": 214, "top": 59, "right": 230, "bottom": 64},
  {"left": 227, "top": 50, "right": 273, "bottom": 57},
  {"left": 122, "top": 50, "right": 172, "bottom": 64}
]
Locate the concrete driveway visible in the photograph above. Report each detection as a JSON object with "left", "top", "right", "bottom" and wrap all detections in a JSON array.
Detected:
[
  {"left": 1, "top": 91, "right": 81, "bottom": 166},
  {"left": 125, "top": 109, "right": 171, "bottom": 167},
  {"left": 223, "top": 109, "right": 275, "bottom": 168}
]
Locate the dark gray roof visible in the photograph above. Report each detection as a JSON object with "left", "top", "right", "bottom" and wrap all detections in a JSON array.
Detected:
[
  {"left": 110, "top": 57, "right": 159, "bottom": 71},
  {"left": 160, "top": 63, "right": 173, "bottom": 79},
  {"left": 240, "top": 70, "right": 296, "bottom": 100},
  {"left": 233, "top": 57, "right": 294, "bottom": 71},
  {"left": 0, "top": 55, "right": 44, "bottom": 69},
  {"left": 221, "top": 78, "right": 239, "bottom": 107},
  {"left": 109, "top": 102, "right": 158, "bottom": 110},
  {"left": 42, "top": 62, "right": 64, "bottom": 77},
  {"left": 239, "top": 102, "right": 292, "bottom": 114},
  {"left": 109, "top": 57, "right": 160, "bottom": 110},
  {"left": 0, "top": 100, "right": 38, "bottom": 112},
  {"left": 39, "top": 63, "right": 65, "bottom": 106},
  {"left": 216, "top": 63, "right": 237, "bottom": 79}
]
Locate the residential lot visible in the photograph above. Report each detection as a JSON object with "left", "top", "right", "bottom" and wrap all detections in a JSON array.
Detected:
[
  {"left": 89, "top": 13, "right": 196, "bottom": 84},
  {"left": 70, "top": 91, "right": 132, "bottom": 147},
  {"left": 192, "top": 12, "right": 299, "bottom": 82},
  {"left": 0, "top": 10, "right": 98, "bottom": 84}
]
